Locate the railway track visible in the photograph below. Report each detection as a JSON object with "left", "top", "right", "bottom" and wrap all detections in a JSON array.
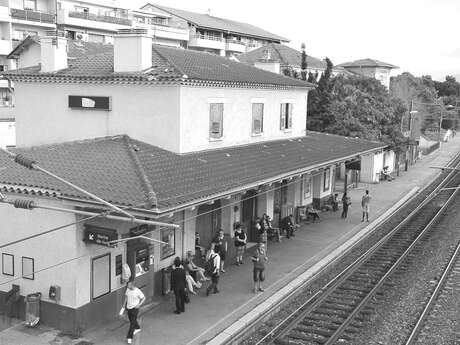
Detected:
[
  {"left": 404, "top": 240, "right": 460, "bottom": 345},
  {"left": 250, "top": 154, "right": 460, "bottom": 345}
]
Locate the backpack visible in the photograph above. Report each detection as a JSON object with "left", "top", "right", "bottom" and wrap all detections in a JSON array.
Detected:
[{"left": 204, "top": 254, "right": 217, "bottom": 276}]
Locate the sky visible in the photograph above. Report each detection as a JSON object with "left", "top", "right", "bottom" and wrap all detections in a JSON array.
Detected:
[{"left": 124, "top": 0, "right": 460, "bottom": 81}]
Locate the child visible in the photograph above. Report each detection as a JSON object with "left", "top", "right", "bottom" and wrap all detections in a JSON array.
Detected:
[{"left": 251, "top": 243, "right": 268, "bottom": 293}]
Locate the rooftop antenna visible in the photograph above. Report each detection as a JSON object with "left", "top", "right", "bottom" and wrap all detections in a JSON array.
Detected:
[{"left": 207, "top": 8, "right": 211, "bottom": 15}]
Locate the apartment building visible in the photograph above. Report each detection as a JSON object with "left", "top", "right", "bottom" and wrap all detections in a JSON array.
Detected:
[{"left": 141, "top": 3, "right": 289, "bottom": 57}]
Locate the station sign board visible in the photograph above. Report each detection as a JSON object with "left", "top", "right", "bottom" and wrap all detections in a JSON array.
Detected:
[{"left": 83, "top": 225, "right": 118, "bottom": 246}]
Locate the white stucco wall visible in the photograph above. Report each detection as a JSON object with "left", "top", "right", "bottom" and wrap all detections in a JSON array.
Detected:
[
  {"left": 179, "top": 86, "right": 308, "bottom": 152},
  {"left": 14, "top": 83, "right": 181, "bottom": 149},
  {"left": 361, "top": 151, "right": 384, "bottom": 183},
  {"left": 0, "top": 196, "right": 80, "bottom": 307}
]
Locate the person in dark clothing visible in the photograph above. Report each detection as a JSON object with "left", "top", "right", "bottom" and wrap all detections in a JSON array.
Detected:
[
  {"left": 170, "top": 256, "right": 187, "bottom": 314},
  {"left": 212, "top": 229, "right": 227, "bottom": 273},
  {"left": 283, "top": 214, "right": 296, "bottom": 238},
  {"left": 341, "top": 193, "right": 351, "bottom": 218}
]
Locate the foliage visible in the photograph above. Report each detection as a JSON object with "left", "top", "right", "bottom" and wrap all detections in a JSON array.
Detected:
[
  {"left": 307, "top": 60, "right": 406, "bottom": 150},
  {"left": 325, "top": 75, "right": 406, "bottom": 149},
  {"left": 300, "top": 44, "right": 307, "bottom": 81},
  {"left": 434, "top": 75, "right": 460, "bottom": 97}
]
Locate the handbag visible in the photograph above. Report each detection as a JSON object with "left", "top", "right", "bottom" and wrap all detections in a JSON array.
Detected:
[{"left": 184, "top": 290, "right": 190, "bottom": 303}]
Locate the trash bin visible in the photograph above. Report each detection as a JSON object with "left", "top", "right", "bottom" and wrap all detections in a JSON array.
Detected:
[
  {"left": 25, "top": 292, "right": 41, "bottom": 327},
  {"left": 162, "top": 267, "right": 172, "bottom": 295}
]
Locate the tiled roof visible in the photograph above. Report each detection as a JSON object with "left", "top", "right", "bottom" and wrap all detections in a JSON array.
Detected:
[
  {"left": 4, "top": 43, "right": 313, "bottom": 89},
  {"left": 238, "top": 43, "right": 327, "bottom": 70},
  {"left": 0, "top": 133, "right": 386, "bottom": 212},
  {"left": 337, "top": 58, "right": 399, "bottom": 69},
  {"left": 143, "top": 4, "right": 288, "bottom": 42}
]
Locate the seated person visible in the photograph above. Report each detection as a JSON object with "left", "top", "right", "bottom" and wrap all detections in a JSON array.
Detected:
[
  {"left": 382, "top": 166, "right": 394, "bottom": 181},
  {"left": 306, "top": 204, "right": 321, "bottom": 222},
  {"left": 184, "top": 251, "right": 209, "bottom": 283},
  {"left": 184, "top": 267, "right": 201, "bottom": 295},
  {"left": 282, "top": 214, "right": 297, "bottom": 239}
]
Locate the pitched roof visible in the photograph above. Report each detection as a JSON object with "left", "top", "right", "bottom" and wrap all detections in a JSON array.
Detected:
[
  {"left": 337, "top": 58, "right": 399, "bottom": 69},
  {"left": 238, "top": 43, "right": 327, "bottom": 70},
  {"left": 0, "top": 133, "right": 386, "bottom": 212},
  {"left": 142, "top": 3, "right": 289, "bottom": 42},
  {"left": 4, "top": 43, "right": 313, "bottom": 89}
]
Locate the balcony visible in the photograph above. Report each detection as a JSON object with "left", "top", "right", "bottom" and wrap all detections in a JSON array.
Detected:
[
  {"left": 0, "top": 39, "right": 10, "bottom": 55},
  {"left": 134, "top": 23, "right": 188, "bottom": 42},
  {"left": 58, "top": 9, "right": 131, "bottom": 32},
  {"left": 10, "top": 8, "right": 55, "bottom": 24},
  {"left": 188, "top": 34, "right": 225, "bottom": 50},
  {"left": 225, "top": 39, "right": 246, "bottom": 53}
]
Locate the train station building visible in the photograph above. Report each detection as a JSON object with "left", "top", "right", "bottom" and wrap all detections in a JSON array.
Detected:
[{"left": 0, "top": 30, "right": 386, "bottom": 333}]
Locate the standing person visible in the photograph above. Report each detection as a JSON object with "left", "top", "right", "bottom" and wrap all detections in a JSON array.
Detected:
[
  {"left": 251, "top": 242, "right": 268, "bottom": 293},
  {"left": 256, "top": 217, "right": 268, "bottom": 250},
  {"left": 234, "top": 223, "right": 247, "bottom": 265},
  {"left": 206, "top": 244, "right": 221, "bottom": 296},
  {"left": 121, "top": 281, "right": 145, "bottom": 344},
  {"left": 171, "top": 256, "right": 187, "bottom": 314},
  {"left": 361, "top": 190, "right": 371, "bottom": 222},
  {"left": 341, "top": 192, "right": 351, "bottom": 218},
  {"left": 213, "top": 229, "right": 227, "bottom": 273}
]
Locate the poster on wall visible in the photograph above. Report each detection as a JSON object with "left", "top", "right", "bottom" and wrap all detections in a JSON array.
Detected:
[{"left": 160, "top": 228, "right": 175, "bottom": 260}]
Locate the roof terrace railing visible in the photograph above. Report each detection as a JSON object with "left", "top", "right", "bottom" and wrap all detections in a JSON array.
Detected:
[
  {"left": 68, "top": 10, "right": 131, "bottom": 26},
  {"left": 10, "top": 8, "right": 55, "bottom": 23},
  {"left": 192, "top": 34, "right": 223, "bottom": 42}
]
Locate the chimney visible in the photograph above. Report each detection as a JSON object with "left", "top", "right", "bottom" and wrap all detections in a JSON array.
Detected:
[
  {"left": 40, "top": 31, "right": 68, "bottom": 73},
  {"left": 114, "top": 29, "right": 152, "bottom": 73}
]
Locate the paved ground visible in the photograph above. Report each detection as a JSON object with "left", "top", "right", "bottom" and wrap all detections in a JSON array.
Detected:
[{"left": 1, "top": 137, "right": 459, "bottom": 345}]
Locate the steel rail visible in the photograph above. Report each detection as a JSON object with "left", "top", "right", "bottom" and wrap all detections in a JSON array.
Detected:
[
  {"left": 404, "top": 240, "right": 460, "bottom": 345},
  {"left": 322, "top": 177, "right": 460, "bottom": 345},
  {"left": 254, "top": 152, "right": 460, "bottom": 345}
]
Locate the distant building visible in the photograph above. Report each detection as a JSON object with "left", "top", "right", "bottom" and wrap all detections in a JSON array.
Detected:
[
  {"left": 336, "top": 58, "right": 398, "bottom": 89},
  {"left": 237, "top": 43, "right": 349, "bottom": 80},
  {"left": 140, "top": 3, "right": 289, "bottom": 57}
]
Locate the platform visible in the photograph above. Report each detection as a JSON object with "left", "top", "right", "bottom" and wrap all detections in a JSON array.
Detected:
[{"left": 1, "top": 136, "right": 459, "bottom": 345}]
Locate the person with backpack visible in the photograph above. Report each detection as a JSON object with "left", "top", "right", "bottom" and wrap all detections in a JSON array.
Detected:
[
  {"left": 212, "top": 229, "right": 227, "bottom": 273},
  {"left": 251, "top": 242, "right": 268, "bottom": 293},
  {"left": 205, "top": 244, "right": 221, "bottom": 296},
  {"left": 234, "top": 223, "right": 247, "bottom": 265}
]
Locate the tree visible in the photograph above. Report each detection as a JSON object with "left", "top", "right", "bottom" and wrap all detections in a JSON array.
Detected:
[
  {"left": 307, "top": 57, "right": 334, "bottom": 131},
  {"left": 300, "top": 43, "right": 307, "bottom": 81}
]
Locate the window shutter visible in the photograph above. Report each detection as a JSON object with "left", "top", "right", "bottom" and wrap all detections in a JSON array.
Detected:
[
  {"left": 280, "top": 104, "right": 286, "bottom": 130},
  {"left": 287, "top": 103, "right": 293, "bottom": 128},
  {"left": 252, "top": 103, "right": 264, "bottom": 134},
  {"left": 209, "top": 103, "right": 223, "bottom": 138}
]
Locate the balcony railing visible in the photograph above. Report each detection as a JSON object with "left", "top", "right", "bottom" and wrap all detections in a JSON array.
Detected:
[
  {"left": 68, "top": 11, "right": 131, "bottom": 26},
  {"left": 225, "top": 39, "right": 246, "bottom": 46},
  {"left": 10, "top": 8, "right": 55, "bottom": 23},
  {"left": 192, "top": 34, "right": 223, "bottom": 42}
]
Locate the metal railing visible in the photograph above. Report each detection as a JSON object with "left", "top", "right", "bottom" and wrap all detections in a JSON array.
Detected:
[
  {"left": 10, "top": 8, "right": 55, "bottom": 23},
  {"left": 68, "top": 11, "right": 131, "bottom": 26},
  {"left": 191, "top": 34, "right": 224, "bottom": 42}
]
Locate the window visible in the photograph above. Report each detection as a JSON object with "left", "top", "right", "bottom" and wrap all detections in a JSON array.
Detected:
[
  {"left": 91, "top": 254, "right": 111, "bottom": 300},
  {"left": 75, "top": 5, "right": 89, "bottom": 13},
  {"left": 23, "top": 0, "right": 37, "bottom": 10},
  {"left": 323, "top": 168, "right": 331, "bottom": 192},
  {"left": 160, "top": 228, "right": 175, "bottom": 260},
  {"left": 252, "top": 103, "right": 264, "bottom": 134},
  {"left": 303, "top": 174, "right": 311, "bottom": 199},
  {"left": 280, "top": 103, "right": 293, "bottom": 130},
  {"left": 22, "top": 257, "right": 34, "bottom": 280},
  {"left": 2, "top": 253, "right": 14, "bottom": 276},
  {"left": 209, "top": 103, "right": 224, "bottom": 139}
]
